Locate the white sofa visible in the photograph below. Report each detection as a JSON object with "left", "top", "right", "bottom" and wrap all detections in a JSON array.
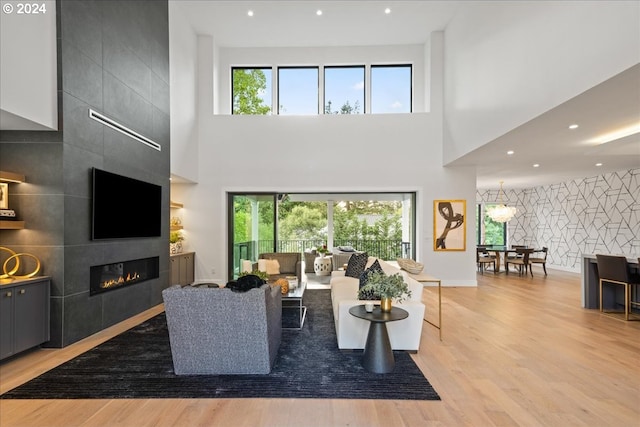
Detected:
[{"left": 330, "top": 257, "right": 425, "bottom": 351}]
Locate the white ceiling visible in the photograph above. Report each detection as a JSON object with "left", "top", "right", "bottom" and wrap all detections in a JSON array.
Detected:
[
  {"left": 176, "top": 1, "right": 639, "bottom": 190},
  {"left": 178, "top": 1, "right": 461, "bottom": 48},
  {"left": 450, "top": 64, "right": 640, "bottom": 189}
]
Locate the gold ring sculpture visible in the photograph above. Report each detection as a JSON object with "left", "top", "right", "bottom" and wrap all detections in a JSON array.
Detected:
[
  {"left": 0, "top": 248, "right": 41, "bottom": 280},
  {"left": 0, "top": 246, "right": 19, "bottom": 279}
]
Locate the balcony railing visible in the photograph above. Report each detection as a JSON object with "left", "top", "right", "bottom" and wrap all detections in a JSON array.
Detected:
[{"left": 233, "top": 239, "right": 411, "bottom": 269}]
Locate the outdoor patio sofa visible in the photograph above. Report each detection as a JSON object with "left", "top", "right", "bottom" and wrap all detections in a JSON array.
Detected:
[
  {"left": 256, "top": 252, "right": 302, "bottom": 283},
  {"left": 330, "top": 256, "right": 425, "bottom": 351}
]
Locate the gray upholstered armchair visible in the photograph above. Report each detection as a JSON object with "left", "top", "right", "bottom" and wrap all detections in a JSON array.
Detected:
[{"left": 162, "top": 284, "right": 282, "bottom": 375}]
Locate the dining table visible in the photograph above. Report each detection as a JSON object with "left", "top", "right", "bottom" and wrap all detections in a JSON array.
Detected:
[
  {"left": 480, "top": 245, "right": 545, "bottom": 273},
  {"left": 480, "top": 245, "right": 516, "bottom": 273}
]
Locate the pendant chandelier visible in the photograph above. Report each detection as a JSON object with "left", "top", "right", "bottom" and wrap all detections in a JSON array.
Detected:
[{"left": 486, "top": 181, "right": 517, "bottom": 223}]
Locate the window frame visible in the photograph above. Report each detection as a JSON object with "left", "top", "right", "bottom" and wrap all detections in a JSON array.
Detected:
[
  {"left": 476, "top": 203, "right": 508, "bottom": 246},
  {"left": 370, "top": 64, "right": 413, "bottom": 114},
  {"left": 231, "top": 66, "right": 273, "bottom": 115},
  {"left": 277, "top": 66, "right": 320, "bottom": 115},
  {"left": 230, "top": 63, "right": 414, "bottom": 116},
  {"left": 323, "top": 65, "right": 366, "bottom": 115}
]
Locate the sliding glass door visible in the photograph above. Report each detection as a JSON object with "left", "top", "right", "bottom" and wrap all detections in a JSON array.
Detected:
[
  {"left": 228, "top": 192, "right": 416, "bottom": 280},
  {"left": 228, "top": 193, "right": 277, "bottom": 280}
]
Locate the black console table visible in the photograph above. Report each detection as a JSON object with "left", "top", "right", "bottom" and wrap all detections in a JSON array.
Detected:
[{"left": 349, "top": 305, "right": 408, "bottom": 374}]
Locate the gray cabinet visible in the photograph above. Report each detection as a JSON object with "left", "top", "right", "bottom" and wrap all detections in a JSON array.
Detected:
[
  {"left": 0, "top": 277, "right": 50, "bottom": 360},
  {"left": 170, "top": 252, "right": 195, "bottom": 286}
]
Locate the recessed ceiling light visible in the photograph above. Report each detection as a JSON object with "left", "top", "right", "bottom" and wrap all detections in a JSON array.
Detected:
[
  {"left": 507, "top": 150, "right": 514, "bottom": 155},
  {"left": 385, "top": 8, "right": 391, "bottom": 14},
  {"left": 596, "top": 163, "right": 603, "bottom": 167},
  {"left": 247, "top": 10, "right": 254, "bottom": 17},
  {"left": 569, "top": 124, "right": 579, "bottom": 129},
  {"left": 533, "top": 164, "right": 540, "bottom": 168},
  {"left": 316, "top": 9, "right": 322, "bottom": 16}
]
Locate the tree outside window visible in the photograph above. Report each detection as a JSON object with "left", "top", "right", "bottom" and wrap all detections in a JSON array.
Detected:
[
  {"left": 232, "top": 68, "right": 272, "bottom": 115},
  {"left": 477, "top": 203, "right": 506, "bottom": 245}
]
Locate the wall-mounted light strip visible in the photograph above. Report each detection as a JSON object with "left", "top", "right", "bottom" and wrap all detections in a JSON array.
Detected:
[
  {"left": 88, "top": 109, "right": 161, "bottom": 152},
  {"left": 590, "top": 122, "right": 640, "bottom": 145}
]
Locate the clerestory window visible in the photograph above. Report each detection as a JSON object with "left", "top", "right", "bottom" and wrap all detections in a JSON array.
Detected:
[
  {"left": 371, "top": 65, "right": 412, "bottom": 114},
  {"left": 232, "top": 64, "right": 412, "bottom": 115},
  {"left": 277, "top": 67, "right": 319, "bottom": 115},
  {"left": 324, "top": 66, "right": 365, "bottom": 114},
  {"left": 232, "top": 67, "right": 272, "bottom": 115}
]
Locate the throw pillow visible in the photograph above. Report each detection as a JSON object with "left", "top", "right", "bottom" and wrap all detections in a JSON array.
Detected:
[
  {"left": 345, "top": 251, "right": 368, "bottom": 278},
  {"left": 358, "top": 259, "right": 384, "bottom": 300},
  {"left": 240, "top": 259, "right": 252, "bottom": 273},
  {"left": 265, "top": 259, "right": 280, "bottom": 275},
  {"left": 358, "top": 287, "right": 379, "bottom": 300},
  {"left": 359, "top": 259, "right": 383, "bottom": 287}
]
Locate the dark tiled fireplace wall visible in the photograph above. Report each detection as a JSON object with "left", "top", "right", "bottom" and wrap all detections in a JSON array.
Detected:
[{"left": 0, "top": 0, "right": 170, "bottom": 347}]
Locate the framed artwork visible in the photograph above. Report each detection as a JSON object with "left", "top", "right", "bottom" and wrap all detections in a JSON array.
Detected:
[
  {"left": 0, "top": 183, "right": 7, "bottom": 209},
  {"left": 433, "top": 199, "right": 466, "bottom": 251}
]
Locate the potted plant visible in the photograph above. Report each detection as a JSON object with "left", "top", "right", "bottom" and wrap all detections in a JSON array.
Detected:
[
  {"left": 169, "top": 231, "right": 184, "bottom": 254},
  {"left": 357, "top": 271, "right": 412, "bottom": 312},
  {"left": 317, "top": 245, "right": 330, "bottom": 257},
  {"left": 238, "top": 270, "right": 269, "bottom": 281}
]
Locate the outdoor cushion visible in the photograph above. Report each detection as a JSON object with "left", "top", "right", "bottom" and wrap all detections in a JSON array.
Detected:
[{"left": 266, "top": 259, "right": 280, "bottom": 275}]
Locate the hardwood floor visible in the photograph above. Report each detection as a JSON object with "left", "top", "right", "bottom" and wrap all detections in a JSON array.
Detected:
[{"left": 1, "top": 269, "right": 639, "bottom": 427}]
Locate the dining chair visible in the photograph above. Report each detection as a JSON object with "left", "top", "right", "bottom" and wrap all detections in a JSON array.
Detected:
[
  {"left": 505, "top": 245, "right": 527, "bottom": 272},
  {"left": 595, "top": 254, "right": 640, "bottom": 321},
  {"left": 476, "top": 248, "right": 496, "bottom": 274},
  {"left": 529, "top": 247, "right": 548, "bottom": 276},
  {"left": 505, "top": 248, "right": 534, "bottom": 276}
]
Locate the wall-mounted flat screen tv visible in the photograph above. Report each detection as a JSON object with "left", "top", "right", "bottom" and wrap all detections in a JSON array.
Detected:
[{"left": 92, "top": 168, "right": 162, "bottom": 239}]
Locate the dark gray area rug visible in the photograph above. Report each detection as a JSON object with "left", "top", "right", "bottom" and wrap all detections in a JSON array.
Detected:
[{"left": 1, "top": 290, "right": 440, "bottom": 400}]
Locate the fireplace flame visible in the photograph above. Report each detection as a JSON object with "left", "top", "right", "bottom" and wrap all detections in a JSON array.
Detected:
[{"left": 101, "top": 272, "right": 141, "bottom": 289}]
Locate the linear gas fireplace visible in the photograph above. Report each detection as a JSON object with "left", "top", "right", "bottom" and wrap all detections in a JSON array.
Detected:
[{"left": 90, "top": 256, "right": 159, "bottom": 296}]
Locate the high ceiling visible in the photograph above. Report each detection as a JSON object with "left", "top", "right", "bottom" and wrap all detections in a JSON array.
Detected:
[
  {"left": 178, "top": 1, "right": 461, "bottom": 48},
  {"left": 176, "top": 1, "right": 640, "bottom": 190}
]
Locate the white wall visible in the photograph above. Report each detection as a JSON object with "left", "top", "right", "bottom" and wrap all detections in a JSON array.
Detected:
[
  {"left": 169, "top": 2, "right": 199, "bottom": 182},
  {"left": 186, "top": 113, "right": 477, "bottom": 286},
  {"left": 0, "top": 0, "right": 57, "bottom": 130},
  {"left": 443, "top": 1, "right": 640, "bottom": 164},
  {"left": 171, "top": 34, "right": 478, "bottom": 286}
]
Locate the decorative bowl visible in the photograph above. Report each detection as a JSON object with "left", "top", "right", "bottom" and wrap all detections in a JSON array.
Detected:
[{"left": 397, "top": 258, "right": 424, "bottom": 275}]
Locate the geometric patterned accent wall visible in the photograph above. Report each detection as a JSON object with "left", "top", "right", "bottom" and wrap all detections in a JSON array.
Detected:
[{"left": 477, "top": 168, "right": 639, "bottom": 272}]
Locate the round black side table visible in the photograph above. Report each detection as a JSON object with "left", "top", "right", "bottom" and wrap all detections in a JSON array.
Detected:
[{"left": 349, "top": 305, "right": 409, "bottom": 373}]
